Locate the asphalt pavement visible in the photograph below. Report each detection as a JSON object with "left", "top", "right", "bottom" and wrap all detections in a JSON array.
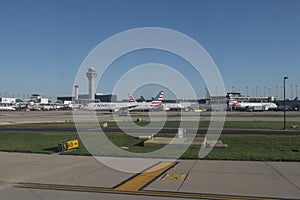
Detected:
[
  {"left": 1, "top": 111, "right": 300, "bottom": 135},
  {"left": 1, "top": 110, "right": 300, "bottom": 126}
]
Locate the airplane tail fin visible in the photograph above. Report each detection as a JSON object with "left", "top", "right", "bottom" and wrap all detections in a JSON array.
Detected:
[
  {"left": 229, "top": 94, "right": 239, "bottom": 106},
  {"left": 128, "top": 94, "right": 136, "bottom": 103},
  {"left": 150, "top": 91, "right": 164, "bottom": 106}
]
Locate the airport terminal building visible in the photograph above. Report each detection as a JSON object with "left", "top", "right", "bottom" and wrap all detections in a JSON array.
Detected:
[{"left": 57, "top": 93, "right": 117, "bottom": 104}]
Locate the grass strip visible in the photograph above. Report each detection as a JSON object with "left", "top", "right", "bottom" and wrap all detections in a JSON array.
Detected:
[{"left": 0, "top": 131, "right": 299, "bottom": 161}]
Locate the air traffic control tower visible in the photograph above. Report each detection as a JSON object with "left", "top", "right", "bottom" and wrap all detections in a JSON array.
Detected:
[{"left": 86, "top": 67, "right": 97, "bottom": 100}]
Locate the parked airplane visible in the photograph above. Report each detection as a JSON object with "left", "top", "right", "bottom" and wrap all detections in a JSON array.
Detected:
[
  {"left": 0, "top": 106, "right": 15, "bottom": 111},
  {"left": 162, "top": 102, "right": 184, "bottom": 111},
  {"left": 83, "top": 91, "right": 164, "bottom": 114},
  {"left": 229, "top": 94, "right": 278, "bottom": 111},
  {"left": 129, "top": 92, "right": 194, "bottom": 111},
  {"left": 128, "top": 91, "right": 164, "bottom": 111},
  {"left": 82, "top": 101, "right": 138, "bottom": 115},
  {"left": 0, "top": 104, "right": 16, "bottom": 111}
]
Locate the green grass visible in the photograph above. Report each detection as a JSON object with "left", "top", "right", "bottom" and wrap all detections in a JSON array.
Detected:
[
  {"left": 0, "top": 131, "right": 80, "bottom": 154},
  {"left": 0, "top": 131, "right": 299, "bottom": 161},
  {"left": 224, "top": 121, "right": 300, "bottom": 130},
  {"left": 183, "top": 134, "right": 300, "bottom": 161}
]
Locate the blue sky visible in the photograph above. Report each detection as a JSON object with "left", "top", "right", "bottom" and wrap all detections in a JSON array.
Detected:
[{"left": 0, "top": 0, "right": 299, "bottom": 100}]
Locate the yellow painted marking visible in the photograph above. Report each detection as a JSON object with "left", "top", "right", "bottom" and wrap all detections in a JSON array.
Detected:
[
  {"left": 115, "top": 161, "right": 176, "bottom": 191},
  {"left": 15, "top": 182, "right": 280, "bottom": 200}
]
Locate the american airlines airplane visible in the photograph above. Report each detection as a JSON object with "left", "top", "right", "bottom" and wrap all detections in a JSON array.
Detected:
[
  {"left": 162, "top": 102, "right": 184, "bottom": 111},
  {"left": 129, "top": 92, "right": 194, "bottom": 111},
  {"left": 128, "top": 91, "right": 164, "bottom": 111},
  {"left": 82, "top": 101, "right": 138, "bottom": 114},
  {"left": 229, "top": 94, "right": 278, "bottom": 111},
  {"left": 0, "top": 105, "right": 16, "bottom": 111},
  {"left": 83, "top": 91, "right": 164, "bottom": 114},
  {"left": 0, "top": 106, "right": 16, "bottom": 111}
]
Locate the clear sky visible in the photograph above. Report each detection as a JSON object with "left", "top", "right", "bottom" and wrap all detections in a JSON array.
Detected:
[{"left": 0, "top": 0, "right": 299, "bottom": 100}]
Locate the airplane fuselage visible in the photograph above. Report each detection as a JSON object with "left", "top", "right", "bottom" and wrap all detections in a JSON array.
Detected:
[
  {"left": 84, "top": 102, "right": 138, "bottom": 112},
  {"left": 0, "top": 106, "right": 16, "bottom": 111},
  {"left": 232, "top": 102, "right": 278, "bottom": 110}
]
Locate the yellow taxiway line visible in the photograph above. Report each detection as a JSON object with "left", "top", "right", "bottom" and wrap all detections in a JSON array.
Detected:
[{"left": 114, "top": 161, "right": 176, "bottom": 191}]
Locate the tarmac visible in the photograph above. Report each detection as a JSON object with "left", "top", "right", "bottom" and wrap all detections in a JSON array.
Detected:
[
  {"left": 1, "top": 110, "right": 300, "bottom": 126},
  {"left": 0, "top": 152, "right": 299, "bottom": 200},
  {"left": 1, "top": 110, "right": 300, "bottom": 135}
]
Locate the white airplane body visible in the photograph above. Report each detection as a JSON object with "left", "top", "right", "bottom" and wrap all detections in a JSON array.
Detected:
[
  {"left": 82, "top": 102, "right": 138, "bottom": 113},
  {"left": 68, "top": 104, "right": 82, "bottom": 110},
  {"left": 229, "top": 94, "right": 278, "bottom": 111},
  {"left": 0, "top": 103, "right": 16, "bottom": 111},
  {"left": 0, "top": 106, "right": 16, "bottom": 111},
  {"left": 162, "top": 103, "right": 184, "bottom": 110},
  {"left": 131, "top": 102, "right": 154, "bottom": 110},
  {"left": 128, "top": 91, "right": 164, "bottom": 111},
  {"left": 84, "top": 91, "right": 164, "bottom": 113}
]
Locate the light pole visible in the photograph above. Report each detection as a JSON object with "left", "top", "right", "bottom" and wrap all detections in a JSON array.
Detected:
[
  {"left": 283, "top": 76, "right": 288, "bottom": 130},
  {"left": 255, "top": 87, "right": 258, "bottom": 97}
]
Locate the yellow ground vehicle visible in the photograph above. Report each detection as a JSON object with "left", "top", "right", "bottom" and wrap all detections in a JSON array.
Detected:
[{"left": 58, "top": 140, "right": 79, "bottom": 152}]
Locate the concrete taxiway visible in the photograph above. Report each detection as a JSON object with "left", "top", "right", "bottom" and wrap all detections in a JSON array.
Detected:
[
  {"left": 0, "top": 152, "right": 299, "bottom": 200},
  {"left": 1, "top": 111, "right": 300, "bottom": 126}
]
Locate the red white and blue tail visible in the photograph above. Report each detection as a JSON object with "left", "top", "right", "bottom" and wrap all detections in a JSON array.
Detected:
[
  {"left": 229, "top": 94, "right": 240, "bottom": 106},
  {"left": 150, "top": 91, "right": 164, "bottom": 106},
  {"left": 128, "top": 94, "right": 137, "bottom": 103}
]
